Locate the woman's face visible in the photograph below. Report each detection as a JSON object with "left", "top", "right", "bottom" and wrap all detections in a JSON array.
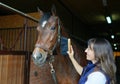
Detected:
[{"left": 85, "top": 44, "right": 96, "bottom": 63}]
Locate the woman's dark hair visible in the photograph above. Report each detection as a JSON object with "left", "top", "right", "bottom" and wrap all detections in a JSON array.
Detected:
[{"left": 88, "top": 38, "right": 116, "bottom": 84}]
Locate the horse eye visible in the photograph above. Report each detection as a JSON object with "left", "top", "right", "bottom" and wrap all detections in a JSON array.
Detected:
[{"left": 51, "top": 26, "right": 55, "bottom": 30}]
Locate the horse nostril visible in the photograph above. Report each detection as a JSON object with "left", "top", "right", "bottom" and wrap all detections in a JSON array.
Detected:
[
  {"left": 36, "top": 53, "right": 42, "bottom": 59},
  {"left": 34, "top": 71, "right": 38, "bottom": 77},
  {"left": 32, "top": 50, "right": 47, "bottom": 67}
]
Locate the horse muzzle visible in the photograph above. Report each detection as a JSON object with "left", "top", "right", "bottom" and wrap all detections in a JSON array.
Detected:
[{"left": 32, "top": 47, "right": 48, "bottom": 67}]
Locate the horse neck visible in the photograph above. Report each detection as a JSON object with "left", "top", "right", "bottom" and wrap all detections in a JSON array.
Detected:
[
  {"left": 60, "top": 25, "right": 69, "bottom": 37},
  {"left": 72, "top": 40, "right": 87, "bottom": 66}
]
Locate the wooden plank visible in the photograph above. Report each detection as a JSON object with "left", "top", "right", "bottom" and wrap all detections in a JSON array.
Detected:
[{"left": 0, "top": 51, "right": 30, "bottom": 84}]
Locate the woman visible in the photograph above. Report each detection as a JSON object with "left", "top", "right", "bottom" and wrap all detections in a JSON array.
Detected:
[{"left": 67, "top": 38, "right": 116, "bottom": 84}]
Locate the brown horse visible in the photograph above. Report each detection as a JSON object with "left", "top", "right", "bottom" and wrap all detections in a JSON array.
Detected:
[{"left": 30, "top": 7, "right": 87, "bottom": 84}]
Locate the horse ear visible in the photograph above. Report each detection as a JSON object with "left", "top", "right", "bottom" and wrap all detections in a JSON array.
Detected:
[
  {"left": 51, "top": 4, "right": 56, "bottom": 16},
  {"left": 37, "top": 7, "right": 44, "bottom": 16}
]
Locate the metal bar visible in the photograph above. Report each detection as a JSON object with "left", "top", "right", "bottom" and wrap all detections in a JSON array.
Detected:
[
  {"left": 0, "top": 2, "right": 39, "bottom": 23},
  {"left": 24, "top": 19, "right": 27, "bottom": 51}
]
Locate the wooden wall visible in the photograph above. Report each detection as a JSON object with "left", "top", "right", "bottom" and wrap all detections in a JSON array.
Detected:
[
  {"left": 0, "top": 13, "right": 37, "bottom": 84},
  {"left": 0, "top": 12, "right": 40, "bottom": 28},
  {"left": 114, "top": 52, "right": 120, "bottom": 57},
  {"left": 0, "top": 27, "right": 37, "bottom": 51},
  {"left": 0, "top": 12, "right": 40, "bottom": 51},
  {"left": 0, "top": 51, "right": 30, "bottom": 84}
]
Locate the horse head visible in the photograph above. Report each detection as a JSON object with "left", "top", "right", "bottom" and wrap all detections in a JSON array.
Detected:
[{"left": 32, "top": 6, "right": 60, "bottom": 66}]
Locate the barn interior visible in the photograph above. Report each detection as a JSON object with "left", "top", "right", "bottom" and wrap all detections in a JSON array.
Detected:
[
  {"left": 0, "top": 0, "right": 120, "bottom": 51},
  {"left": 0, "top": 0, "right": 120, "bottom": 84}
]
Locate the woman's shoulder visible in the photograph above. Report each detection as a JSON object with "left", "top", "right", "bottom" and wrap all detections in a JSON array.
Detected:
[
  {"left": 85, "top": 71, "right": 106, "bottom": 84},
  {"left": 89, "top": 71, "right": 106, "bottom": 78}
]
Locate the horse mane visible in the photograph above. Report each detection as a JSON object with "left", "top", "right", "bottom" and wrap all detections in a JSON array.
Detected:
[{"left": 55, "top": 19, "right": 87, "bottom": 67}]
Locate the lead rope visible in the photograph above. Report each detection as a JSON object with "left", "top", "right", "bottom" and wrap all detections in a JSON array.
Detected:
[
  {"left": 58, "top": 18, "right": 61, "bottom": 43},
  {"left": 48, "top": 18, "right": 61, "bottom": 84},
  {"left": 49, "top": 61, "right": 58, "bottom": 84}
]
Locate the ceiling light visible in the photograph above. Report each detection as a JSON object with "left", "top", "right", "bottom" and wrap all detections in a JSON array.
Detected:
[
  {"left": 114, "top": 47, "right": 117, "bottom": 50},
  {"left": 106, "top": 16, "right": 112, "bottom": 24},
  {"left": 111, "top": 35, "right": 114, "bottom": 39},
  {"left": 113, "top": 43, "right": 117, "bottom": 46}
]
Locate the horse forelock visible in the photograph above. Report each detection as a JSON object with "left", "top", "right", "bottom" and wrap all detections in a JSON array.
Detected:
[{"left": 39, "top": 12, "right": 51, "bottom": 26}]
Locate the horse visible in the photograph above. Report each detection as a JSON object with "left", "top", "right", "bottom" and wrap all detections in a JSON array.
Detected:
[{"left": 29, "top": 6, "right": 87, "bottom": 84}]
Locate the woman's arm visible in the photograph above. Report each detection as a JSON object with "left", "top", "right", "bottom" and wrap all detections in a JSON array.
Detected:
[{"left": 67, "top": 39, "right": 83, "bottom": 75}]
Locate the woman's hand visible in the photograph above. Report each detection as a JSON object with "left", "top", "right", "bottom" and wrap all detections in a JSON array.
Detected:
[{"left": 67, "top": 45, "right": 74, "bottom": 59}]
